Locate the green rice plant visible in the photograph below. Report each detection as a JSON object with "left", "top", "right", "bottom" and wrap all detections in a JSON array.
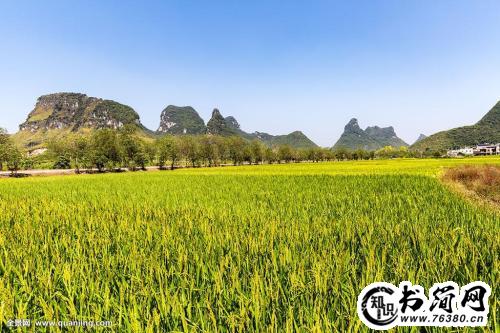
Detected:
[{"left": 0, "top": 159, "right": 498, "bottom": 332}]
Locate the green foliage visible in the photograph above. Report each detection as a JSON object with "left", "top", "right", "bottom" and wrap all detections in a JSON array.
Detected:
[
  {"left": 263, "top": 131, "right": 318, "bottom": 149},
  {"left": 277, "top": 145, "right": 294, "bottom": 163},
  {"left": 227, "top": 136, "right": 246, "bottom": 165},
  {"left": 0, "top": 128, "right": 9, "bottom": 170},
  {"left": 207, "top": 109, "right": 237, "bottom": 136},
  {"left": 374, "top": 145, "right": 410, "bottom": 159},
  {"left": 206, "top": 109, "right": 318, "bottom": 148},
  {"left": 0, "top": 128, "right": 26, "bottom": 173},
  {"left": 263, "top": 147, "right": 277, "bottom": 163},
  {"left": 93, "top": 100, "right": 140, "bottom": 125},
  {"left": 26, "top": 105, "right": 53, "bottom": 122},
  {"left": 89, "top": 129, "right": 122, "bottom": 171},
  {"left": 17, "top": 95, "right": 319, "bottom": 150},
  {"left": 118, "top": 128, "right": 147, "bottom": 170},
  {"left": 5, "top": 144, "right": 23, "bottom": 174},
  {"left": 53, "top": 155, "right": 71, "bottom": 169},
  {"left": 180, "top": 135, "right": 201, "bottom": 167},
  {"left": 157, "top": 135, "right": 181, "bottom": 169},
  {"left": 334, "top": 119, "right": 408, "bottom": 151},
  {"left": 249, "top": 140, "right": 264, "bottom": 164},
  {"left": 198, "top": 135, "right": 227, "bottom": 167},
  {"left": 17, "top": 94, "right": 150, "bottom": 150},
  {"left": 476, "top": 100, "right": 500, "bottom": 127},
  {"left": 158, "top": 105, "right": 206, "bottom": 135}
]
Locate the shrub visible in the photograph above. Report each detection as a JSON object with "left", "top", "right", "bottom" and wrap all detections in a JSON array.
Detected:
[{"left": 53, "top": 155, "right": 71, "bottom": 169}]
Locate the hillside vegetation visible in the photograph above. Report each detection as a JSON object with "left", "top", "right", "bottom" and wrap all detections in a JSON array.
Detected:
[
  {"left": 412, "top": 101, "right": 500, "bottom": 151},
  {"left": 14, "top": 93, "right": 153, "bottom": 149},
  {"left": 157, "top": 105, "right": 206, "bottom": 135},
  {"left": 333, "top": 118, "right": 408, "bottom": 150},
  {"left": 13, "top": 92, "right": 318, "bottom": 150}
]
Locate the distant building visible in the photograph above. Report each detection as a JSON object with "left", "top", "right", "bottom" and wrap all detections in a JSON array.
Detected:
[
  {"left": 447, "top": 147, "right": 474, "bottom": 157},
  {"left": 473, "top": 144, "right": 500, "bottom": 156},
  {"left": 447, "top": 144, "right": 500, "bottom": 157}
]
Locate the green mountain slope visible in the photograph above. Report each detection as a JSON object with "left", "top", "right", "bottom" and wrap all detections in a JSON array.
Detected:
[
  {"left": 14, "top": 93, "right": 152, "bottom": 148},
  {"left": 414, "top": 134, "right": 427, "bottom": 144},
  {"left": 365, "top": 126, "right": 408, "bottom": 148},
  {"left": 206, "top": 109, "right": 239, "bottom": 136},
  {"left": 257, "top": 131, "right": 318, "bottom": 149},
  {"left": 206, "top": 109, "right": 318, "bottom": 148},
  {"left": 157, "top": 105, "right": 206, "bottom": 135},
  {"left": 411, "top": 101, "right": 500, "bottom": 151},
  {"left": 13, "top": 93, "right": 318, "bottom": 150},
  {"left": 333, "top": 118, "right": 408, "bottom": 150}
]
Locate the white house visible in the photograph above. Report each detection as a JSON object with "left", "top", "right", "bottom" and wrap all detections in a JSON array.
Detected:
[
  {"left": 473, "top": 144, "right": 500, "bottom": 155},
  {"left": 447, "top": 147, "right": 474, "bottom": 157}
]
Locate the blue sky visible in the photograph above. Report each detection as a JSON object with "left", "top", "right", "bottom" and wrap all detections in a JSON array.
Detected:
[{"left": 1, "top": 0, "right": 500, "bottom": 146}]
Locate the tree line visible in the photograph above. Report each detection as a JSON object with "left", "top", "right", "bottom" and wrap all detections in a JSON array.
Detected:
[
  {"left": 0, "top": 126, "right": 444, "bottom": 174},
  {"left": 44, "top": 126, "right": 338, "bottom": 172},
  {"left": 0, "top": 128, "right": 24, "bottom": 174}
]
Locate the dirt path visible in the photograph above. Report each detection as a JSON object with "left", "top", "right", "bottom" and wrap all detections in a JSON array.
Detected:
[{"left": 0, "top": 166, "right": 163, "bottom": 178}]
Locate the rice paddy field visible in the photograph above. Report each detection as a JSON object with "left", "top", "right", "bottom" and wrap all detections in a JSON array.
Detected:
[{"left": 0, "top": 157, "right": 499, "bottom": 332}]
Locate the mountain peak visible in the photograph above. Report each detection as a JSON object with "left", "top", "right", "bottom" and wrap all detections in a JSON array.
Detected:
[
  {"left": 211, "top": 108, "right": 223, "bottom": 118},
  {"left": 344, "top": 118, "right": 364, "bottom": 134},
  {"left": 346, "top": 118, "right": 359, "bottom": 127},
  {"left": 365, "top": 126, "right": 397, "bottom": 138},
  {"left": 207, "top": 108, "right": 235, "bottom": 135},
  {"left": 157, "top": 105, "right": 205, "bottom": 135},
  {"left": 19, "top": 92, "right": 141, "bottom": 133},
  {"left": 476, "top": 100, "right": 500, "bottom": 127},
  {"left": 334, "top": 118, "right": 408, "bottom": 150},
  {"left": 225, "top": 116, "right": 240, "bottom": 129},
  {"left": 414, "top": 134, "right": 427, "bottom": 144},
  {"left": 15, "top": 95, "right": 319, "bottom": 149}
]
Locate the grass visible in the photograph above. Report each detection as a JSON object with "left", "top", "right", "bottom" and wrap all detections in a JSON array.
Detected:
[
  {"left": 0, "top": 158, "right": 498, "bottom": 332},
  {"left": 26, "top": 106, "right": 53, "bottom": 122}
]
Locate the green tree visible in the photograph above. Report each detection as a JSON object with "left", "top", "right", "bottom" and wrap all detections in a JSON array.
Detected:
[
  {"left": 144, "top": 141, "right": 158, "bottom": 167},
  {"left": 180, "top": 136, "right": 200, "bottom": 167},
  {"left": 0, "top": 127, "right": 9, "bottom": 170},
  {"left": 227, "top": 136, "right": 246, "bottom": 165},
  {"left": 212, "top": 136, "right": 228, "bottom": 166},
  {"left": 264, "top": 147, "right": 277, "bottom": 164},
  {"left": 199, "top": 135, "right": 219, "bottom": 167},
  {"left": 118, "top": 129, "right": 146, "bottom": 170},
  {"left": 332, "top": 148, "right": 351, "bottom": 161},
  {"left": 398, "top": 146, "right": 409, "bottom": 158},
  {"left": 89, "top": 129, "right": 121, "bottom": 171},
  {"left": 277, "top": 145, "right": 293, "bottom": 163},
  {"left": 157, "top": 135, "right": 180, "bottom": 170},
  {"left": 133, "top": 141, "right": 147, "bottom": 170},
  {"left": 47, "top": 133, "right": 90, "bottom": 171},
  {"left": 375, "top": 146, "right": 396, "bottom": 159},
  {"left": 5, "top": 144, "right": 23, "bottom": 175},
  {"left": 250, "top": 140, "right": 264, "bottom": 165},
  {"left": 71, "top": 134, "right": 90, "bottom": 172}
]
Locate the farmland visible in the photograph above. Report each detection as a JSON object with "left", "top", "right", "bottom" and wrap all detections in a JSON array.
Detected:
[{"left": 0, "top": 158, "right": 499, "bottom": 332}]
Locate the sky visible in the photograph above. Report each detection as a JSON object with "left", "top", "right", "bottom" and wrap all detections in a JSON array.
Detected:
[{"left": 1, "top": 0, "right": 500, "bottom": 147}]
